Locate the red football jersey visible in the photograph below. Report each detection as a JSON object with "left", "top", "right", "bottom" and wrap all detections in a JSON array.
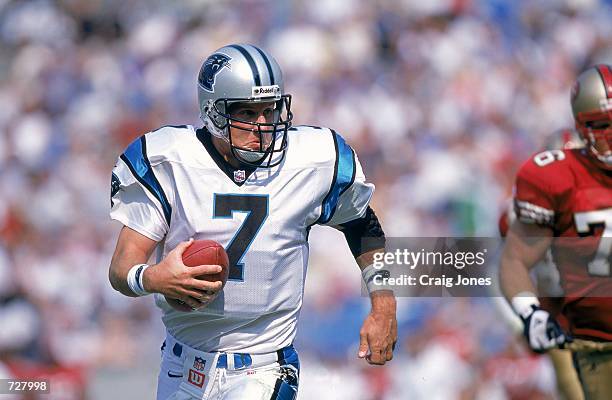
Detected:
[{"left": 514, "top": 148, "right": 612, "bottom": 341}]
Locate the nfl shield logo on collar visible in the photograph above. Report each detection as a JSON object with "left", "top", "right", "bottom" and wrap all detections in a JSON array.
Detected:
[
  {"left": 234, "top": 170, "right": 246, "bottom": 183},
  {"left": 193, "top": 356, "right": 206, "bottom": 371}
]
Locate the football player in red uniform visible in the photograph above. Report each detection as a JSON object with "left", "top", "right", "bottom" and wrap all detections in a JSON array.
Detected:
[
  {"left": 499, "top": 128, "right": 585, "bottom": 400},
  {"left": 500, "top": 64, "right": 612, "bottom": 400}
]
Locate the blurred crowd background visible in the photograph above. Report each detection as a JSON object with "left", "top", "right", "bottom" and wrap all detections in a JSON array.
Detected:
[{"left": 0, "top": 0, "right": 610, "bottom": 398}]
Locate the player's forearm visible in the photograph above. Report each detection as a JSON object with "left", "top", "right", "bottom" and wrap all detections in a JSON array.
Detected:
[
  {"left": 500, "top": 251, "right": 538, "bottom": 301},
  {"left": 500, "top": 221, "right": 553, "bottom": 301},
  {"left": 109, "top": 248, "right": 149, "bottom": 297},
  {"left": 356, "top": 248, "right": 381, "bottom": 270},
  {"left": 109, "top": 226, "right": 158, "bottom": 297}
]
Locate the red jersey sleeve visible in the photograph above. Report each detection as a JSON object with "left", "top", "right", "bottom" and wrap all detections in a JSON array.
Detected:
[{"left": 513, "top": 150, "right": 572, "bottom": 229}]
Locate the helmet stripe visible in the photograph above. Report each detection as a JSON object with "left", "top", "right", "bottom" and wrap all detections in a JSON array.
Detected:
[
  {"left": 252, "top": 45, "right": 275, "bottom": 85},
  {"left": 596, "top": 64, "right": 612, "bottom": 99},
  {"left": 229, "top": 44, "right": 261, "bottom": 86}
]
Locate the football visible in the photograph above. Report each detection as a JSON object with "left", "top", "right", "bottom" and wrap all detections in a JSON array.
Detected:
[
  {"left": 165, "top": 239, "right": 230, "bottom": 312},
  {"left": 182, "top": 239, "right": 230, "bottom": 282}
]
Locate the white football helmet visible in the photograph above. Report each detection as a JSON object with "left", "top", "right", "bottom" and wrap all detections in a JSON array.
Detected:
[{"left": 197, "top": 44, "right": 293, "bottom": 167}]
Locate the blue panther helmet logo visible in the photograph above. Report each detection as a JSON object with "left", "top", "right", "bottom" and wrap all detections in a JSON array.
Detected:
[{"left": 198, "top": 53, "right": 231, "bottom": 93}]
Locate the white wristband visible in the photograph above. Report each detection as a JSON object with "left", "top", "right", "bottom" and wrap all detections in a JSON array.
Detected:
[
  {"left": 127, "top": 264, "right": 151, "bottom": 296},
  {"left": 362, "top": 264, "right": 392, "bottom": 294},
  {"left": 511, "top": 292, "right": 540, "bottom": 320}
]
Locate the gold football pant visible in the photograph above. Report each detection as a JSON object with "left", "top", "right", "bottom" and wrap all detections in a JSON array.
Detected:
[
  {"left": 548, "top": 348, "right": 584, "bottom": 400},
  {"left": 568, "top": 339, "right": 612, "bottom": 400}
]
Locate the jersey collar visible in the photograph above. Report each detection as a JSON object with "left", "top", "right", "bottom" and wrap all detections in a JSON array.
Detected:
[{"left": 196, "top": 127, "right": 257, "bottom": 187}]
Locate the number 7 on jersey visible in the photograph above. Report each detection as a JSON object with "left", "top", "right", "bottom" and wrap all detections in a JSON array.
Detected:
[
  {"left": 213, "top": 194, "right": 269, "bottom": 281},
  {"left": 575, "top": 208, "right": 612, "bottom": 276}
]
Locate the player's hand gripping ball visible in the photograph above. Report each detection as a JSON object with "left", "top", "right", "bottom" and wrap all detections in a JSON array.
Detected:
[{"left": 165, "top": 240, "right": 229, "bottom": 312}]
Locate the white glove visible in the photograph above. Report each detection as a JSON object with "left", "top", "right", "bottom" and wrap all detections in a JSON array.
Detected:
[{"left": 511, "top": 293, "right": 571, "bottom": 353}]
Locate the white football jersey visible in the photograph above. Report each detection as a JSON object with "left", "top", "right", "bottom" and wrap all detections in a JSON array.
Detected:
[{"left": 110, "top": 124, "right": 373, "bottom": 353}]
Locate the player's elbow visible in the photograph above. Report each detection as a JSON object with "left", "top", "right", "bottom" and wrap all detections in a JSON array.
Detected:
[
  {"left": 108, "top": 254, "right": 130, "bottom": 295},
  {"left": 108, "top": 263, "right": 121, "bottom": 292}
]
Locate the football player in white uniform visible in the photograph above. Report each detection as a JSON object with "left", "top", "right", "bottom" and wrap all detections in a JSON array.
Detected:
[{"left": 108, "top": 44, "right": 397, "bottom": 400}]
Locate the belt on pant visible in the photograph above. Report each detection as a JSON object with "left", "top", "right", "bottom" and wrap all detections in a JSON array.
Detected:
[{"left": 163, "top": 334, "right": 297, "bottom": 371}]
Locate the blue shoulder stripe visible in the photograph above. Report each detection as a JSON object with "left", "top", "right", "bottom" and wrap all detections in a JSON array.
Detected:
[
  {"left": 120, "top": 136, "right": 172, "bottom": 225},
  {"left": 317, "top": 131, "right": 356, "bottom": 224}
]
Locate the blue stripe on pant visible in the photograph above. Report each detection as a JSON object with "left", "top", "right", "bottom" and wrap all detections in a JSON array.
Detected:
[
  {"left": 271, "top": 347, "right": 299, "bottom": 400},
  {"left": 272, "top": 381, "right": 298, "bottom": 400}
]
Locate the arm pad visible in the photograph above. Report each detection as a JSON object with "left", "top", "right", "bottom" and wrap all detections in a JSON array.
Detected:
[{"left": 339, "top": 206, "right": 385, "bottom": 258}]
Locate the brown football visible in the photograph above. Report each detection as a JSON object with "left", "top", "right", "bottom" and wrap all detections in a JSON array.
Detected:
[
  {"left": 182, "top": 239, "right": 230, "bottom": 283},
  {"left": 165, "top": 239, "right": 229, "bottom": 311}
]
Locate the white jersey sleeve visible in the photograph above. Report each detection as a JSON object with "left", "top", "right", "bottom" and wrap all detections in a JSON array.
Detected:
[
  {"left": 317, "top": 132, "right": 374, "bottom": 226},
  {"left": 110, "top": 135, "right": 170, "bottom": 241}
]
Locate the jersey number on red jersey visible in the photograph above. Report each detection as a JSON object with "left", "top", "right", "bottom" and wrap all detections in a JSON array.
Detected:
[{"left": 574, "top": 208, "right": 612, "bottom": 276}]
